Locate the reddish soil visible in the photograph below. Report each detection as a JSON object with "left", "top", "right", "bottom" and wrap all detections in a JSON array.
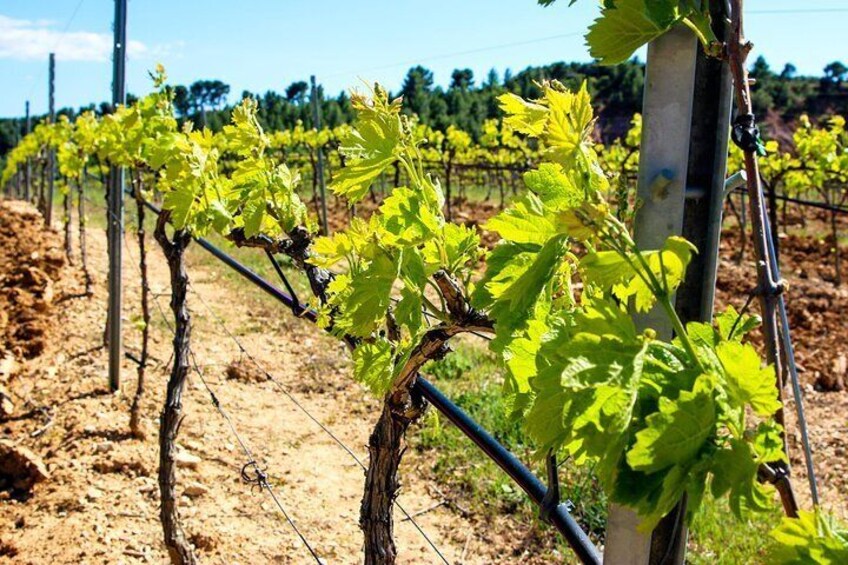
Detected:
[{"left": 0, "top": 202, "right": 66, "bottom": 361}]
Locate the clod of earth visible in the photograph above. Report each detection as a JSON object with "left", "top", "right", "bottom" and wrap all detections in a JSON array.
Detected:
[{"left": 0, "top": 439, "right": 50, "bottom": 493}]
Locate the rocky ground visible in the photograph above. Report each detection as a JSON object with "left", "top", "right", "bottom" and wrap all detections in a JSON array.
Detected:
[
  {"left": 0, "top": 200, "right": 497, "bottom": 564},
  {"left": 0, "top": 197, "right": 845, "bottom": 564}
]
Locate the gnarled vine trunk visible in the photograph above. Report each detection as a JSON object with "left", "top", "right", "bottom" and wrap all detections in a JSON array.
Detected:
[
  {"left": 154, "top": 213, "right": 197, "bottom": 565},
  {"left": 38, "top": 159, "right": 47, "bottom": 220},
  {"left": 360, "top": 392, "right": 427, "bottom": 565},
  {"left": 63, "top": 178, "right": 74, "bottom": 263},
  {"left": 130, "top": 172, "right": 151, "bottom": 439},
  {"left": 78, "top": 168, "right": 93, "bottom": 295}
]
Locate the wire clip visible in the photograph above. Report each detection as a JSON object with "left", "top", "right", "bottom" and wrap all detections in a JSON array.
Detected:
[
  {"left": 241, "top": 460, "right": 269, "bottom": 493},
  {"left": 731, "top": 113, "right": 767, "bottom": 156}
]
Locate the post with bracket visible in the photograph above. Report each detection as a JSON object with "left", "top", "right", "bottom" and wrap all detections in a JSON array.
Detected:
[
  {"left": 45, "top": 53, "right": 56, "bottom": 226},
  {"left": 310, "top": 75, "right": 330, "bottom": 235},
  {"left": 603, "top": 1, "right": 732, "bottom": 563},
  {"left": 25, "top": 101, "right": 32, "bottom": 202},
  {"left": 107, "top": 0, "right": 128, "bottom": 392}
]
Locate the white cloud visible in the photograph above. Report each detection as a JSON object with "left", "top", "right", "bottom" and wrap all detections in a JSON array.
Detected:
[{"left": 0, "top": 14, "right": 153, "bottom": 62}]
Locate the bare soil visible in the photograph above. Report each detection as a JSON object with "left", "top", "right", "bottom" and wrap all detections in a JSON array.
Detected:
[
  {"left": 0, "top": 201, "right": 497, "bottom": 564},
  {"left": 0, "top": 197, "right": 845, "bottom": 564}
]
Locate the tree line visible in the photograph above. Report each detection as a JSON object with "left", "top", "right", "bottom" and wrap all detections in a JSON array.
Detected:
[{"left": 2, "top": 56, "right": 846, "bottom": 164}]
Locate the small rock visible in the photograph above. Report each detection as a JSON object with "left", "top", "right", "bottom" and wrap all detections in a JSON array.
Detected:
[
  {"left": 0, "top": 385, "right": 14, "bottom": 418},
  {"left": 183, "top": 482, "right": 208, "bottom": 498},
  {"left": 175, "top": 451, "right": 201, "bottom": 470},
  {"left": 86, "top": 487, "right": 103, "bottom": 500},
  {"left": 0, "top": 354, "right": 16, "bottom": 380},
  {"left": 0, "top": 439, "right": 50, "bottom": 492},
  {"left": 93, "top": 442, "right": 113, "bottom": 454}
]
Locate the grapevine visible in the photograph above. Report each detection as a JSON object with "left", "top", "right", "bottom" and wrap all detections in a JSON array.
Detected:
[{"left": 1, "top": 3, "right": 847, "bottom": 557}]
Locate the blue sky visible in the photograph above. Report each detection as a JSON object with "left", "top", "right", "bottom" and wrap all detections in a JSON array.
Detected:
[{"left": 1, "top": 0, "right": 846, "bottom": 118}]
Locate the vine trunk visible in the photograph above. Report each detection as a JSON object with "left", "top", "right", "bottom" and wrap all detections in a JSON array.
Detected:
[{"left": 154, "top": 212, "right": 197, "bottom": 565}]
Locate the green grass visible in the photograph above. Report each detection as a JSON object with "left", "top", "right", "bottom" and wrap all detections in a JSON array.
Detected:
[
  {"left": 688, "top": 495, "right": 780, "bottom": 564},
  {"left": 413, "top": 338, "right": 609, "bottom": 559}
]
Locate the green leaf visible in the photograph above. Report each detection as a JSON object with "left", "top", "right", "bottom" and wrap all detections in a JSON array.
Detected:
[
  {"left": 582, "top": 236, "right": 696, "bottom": 313},
  {"left": 523, "top": 163, "right": 585, "bottom": 210},
  {"left": 471, "top": 241, "right": 537, "bottom": 309},
  {"left": 487, "top": 235, "right": 568, "bottom": 335},
  {"left": 586, "top": 0, "right": 683, "bottom": 66},
  {"left": 710, "top": 439, "right": 775, "bottom": 518},
  {"left": 498, "top": 93, "right": 548, "bottom": 136},
  {"left": 242, "top": 197, "right": 266, "bottom": 238},
  {"left": 525, "top": 299, "right": 644, "bottom": 459},
  {"left": 423, "top": 223, "right": 481, "bottom": 275},
  {"left": 163, "top": 184, "right": 196, "bottom": 230},
  {"left": 626, "top": 386, "right": 715, "bottom": 474},
  {"left": 541, "top": 82, "right": 596, "bottom": 168},
  {"left": 378, "top": 186, "right": 441, "bottom": 246},
  {"left": 494, "top": 292, "right": 552, "bottom": 419},
  {"left": 770, "top": 510, "right": 848, "bottom": 565},
  {"left": 752, "top": 421, "right": 788, "bottom": 464},
  {"left": 353, "top": 339, "right": 395, "bottom": 396},
  {"left": 394, "top": 285, "right": 423, "bottom": 338},
  {"left": 333, "top": 251, "right": 399, "bottom": 338},
  {"left": 716, "top": 341, "right": 781, "bottom": 416},
  {"left": 332, "top": 90, "right": 402, "bottom": 203},
  {"left": 715, "top": 305, "right": 760, "bottom": 342},
  {"left": 483, "top": 193, "right": 557, "bottom": 245},
  {"left": 310, "top": 218, "right": 371, "bottom": 269},
  {"left": 395, "top": 249, "right": 426, "bottom": 337}
]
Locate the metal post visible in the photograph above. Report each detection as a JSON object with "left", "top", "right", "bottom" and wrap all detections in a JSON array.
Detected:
[
  {"left": 45, "top": 53, "right": 56, "bottom": 226},
  {"left": 310, "top": 75, "right": 330, "bottom": 235},
  {"left": 604, "top": 2, "right": 731, "bottom": 560},
  {"left": 25, "top": 101, "right": 31, "bottom": 202},
  {"left": 107, "top": 0, "right": 128, "bottom": 392}
]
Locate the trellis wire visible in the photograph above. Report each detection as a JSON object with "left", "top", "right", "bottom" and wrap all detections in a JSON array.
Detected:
[
  {"left": 117, "top": 209, "right": 324, "bottom": 562},
  {"left": 185, "top": 278, "right": 452, "bottom": 565}
]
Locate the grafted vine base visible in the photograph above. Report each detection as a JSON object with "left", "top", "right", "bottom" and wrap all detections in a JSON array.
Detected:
[{"left": 360, "top": 390, "right": 427, "bottom": 565}]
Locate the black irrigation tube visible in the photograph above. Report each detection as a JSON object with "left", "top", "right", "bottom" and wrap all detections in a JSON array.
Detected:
[
  {"left": 141, "top": 198, "right": 602, "bottom": 565},
  {"left": 731, "top": 187, "right": 848, "bottom": 215},
  {"left": 416, "top": 378, "right": 602, "bottom": 565}
]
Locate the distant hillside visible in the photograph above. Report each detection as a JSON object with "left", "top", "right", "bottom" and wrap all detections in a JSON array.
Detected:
[{"left": 2, "top": 56, "right": 846, "bottom": 160}]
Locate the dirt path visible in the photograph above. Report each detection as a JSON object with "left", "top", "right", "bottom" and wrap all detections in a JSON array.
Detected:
[
  {"left": 0, "top": 200, "right": 490, "bottom": 564},
  {"left": 1, "top": 199, "right": 846, "bottom": 564}
]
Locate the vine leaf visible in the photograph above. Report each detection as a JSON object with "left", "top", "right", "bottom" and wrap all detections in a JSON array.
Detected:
[
  {"left": 484, "top": 193, "right": 557, "bottom": 245},
  {"left": 332, "top": 251, "right": 399, "bottom": 337},
  {"left": 581, "top": 235, "right": 696, "bottom": 312},
  {"left": 710, "top": 439, "right": 774, "bottom": 518},
  {"left": 769, "top": 510, "right": 848, "bottom": 564},
  {"left": 332, "top": 89, "right": 403, "bottom": 203},
  {"left": 353, "top": 339, "right": 394, "bottom": 396},
  {"left": 716, "top": 341, "right": 781, "bottom": 416},
  {"left": 523, "top": 163, "right": 585, "bottom": 210},
  {"left": 525, "top": 299, "right": 643, "bottom": 460},
  {"left": 626, "top": 384, "right": 715, "bottom": 474},
  {"left": 379, "top": 186, "right": 441, "bottom": 246}
]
